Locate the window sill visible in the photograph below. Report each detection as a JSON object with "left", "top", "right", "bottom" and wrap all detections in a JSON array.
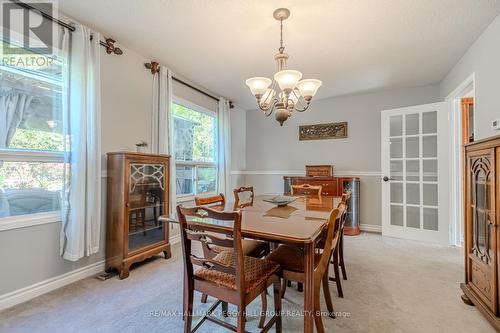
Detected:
[{"left": 0, "top": 211, "right": 61, "bottom": 232}]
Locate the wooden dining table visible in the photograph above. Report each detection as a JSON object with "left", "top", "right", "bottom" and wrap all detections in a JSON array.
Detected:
[{"left": 160, "top": 194, "right": 341, "bottom": 333}]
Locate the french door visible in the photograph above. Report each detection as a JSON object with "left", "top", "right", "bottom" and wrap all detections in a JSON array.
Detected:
[{"left": 381, "top": 102, "right": 449, "bottom": 244}]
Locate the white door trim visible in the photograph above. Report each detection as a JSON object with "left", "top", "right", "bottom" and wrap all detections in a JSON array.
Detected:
[
  {"left": 381, "top": 102, "right": 449, "bottom": 245},
  {"left": 445, "top": 73, "right": 476, "bottom": 247}
]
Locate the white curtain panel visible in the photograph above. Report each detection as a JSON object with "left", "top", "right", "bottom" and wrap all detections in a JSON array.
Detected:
[
  {"left": 0, "top": 90, "right": 33, "bottom": 148},
  {"left": 152, "top": 65, "right": 176, "bottom": 214},
  {"left": 60, "top": 24, "right": 102, "bottom": 261},
  {"left": 217, "top": 98, "right": 232, "bottom": 197}
]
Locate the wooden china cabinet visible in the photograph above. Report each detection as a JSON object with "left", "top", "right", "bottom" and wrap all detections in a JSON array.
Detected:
[
  {"left": 462, "top": 135, "right": 500, "bottom": 330},
  {"left": 106, "top": 152, "right": 171, "bottom": 279}
]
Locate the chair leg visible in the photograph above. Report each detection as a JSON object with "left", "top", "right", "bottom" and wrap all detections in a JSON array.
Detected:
[
  {"left": 297, "top": 282, "right": 303, "bottom": 292},
  {"left": 200, "top": 293, "right": 208, "bottom": 303},
  {"left": 237, "top": 306, "right": 246, "bottom": 333},
  {"left": 287, "top": 280, "right": 292, "bottom": 287},
  {"left": 313, "top": 284, "right": 325, "bottom": 333},
  {"left": 222, "top": 301, "right": 229, "bottom": 317},
  {"left": 258, "top": 291, "right": 267, "bottom": 328},
  {"left": 332, "top": 249, "right": 344, "bottom": 298},
  {"left": 322, "top": 264, "right": 335, "bottom": 318},
  {"left": 280, "top": 279, "right": 287, "bottom": 299},
  {"left": 184, "top": 281, "right": 194, "bottom": 333},
  {"left": 339, "top": 234, "right": 347, "bottom": 280},
  {"left": 273, "top": 280, "right": 283, "bottom": 333}
]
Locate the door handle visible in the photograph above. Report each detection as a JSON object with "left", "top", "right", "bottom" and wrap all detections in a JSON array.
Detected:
[{"left": 383, "top": 176, "right": 394, "bottom": 182}]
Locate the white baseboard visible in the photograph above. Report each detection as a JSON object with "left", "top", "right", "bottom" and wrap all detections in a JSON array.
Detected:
[
  {"left": 0, "top": 260, "right": 105, "bottom": 311},
  {"left": 360, "top": 223, "right": 382, "bottom": 233}
]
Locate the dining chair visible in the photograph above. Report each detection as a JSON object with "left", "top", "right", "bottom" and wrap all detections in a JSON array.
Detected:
[
  {"left": 194, "top": 192, "right": 270, "bottom": 327},
  {"left": 233, "top": 186, "right": 255, "bottom": 209},
  {"left": 265, "top": 205, "right": 342, "bottom": 333},
  {"left": 291, "top": 184, "right": 322, "bottom": 198},
  {"left": 329, "top": 191, "right": 352, "bottom": 297},
  {"left": 177, "top": 205, "right": 282, "bottom": 333}
]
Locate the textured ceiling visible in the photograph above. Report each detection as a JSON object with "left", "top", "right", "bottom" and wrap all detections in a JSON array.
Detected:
[{"left": 58, "top": 0, "right": 500, "bottom": 109}]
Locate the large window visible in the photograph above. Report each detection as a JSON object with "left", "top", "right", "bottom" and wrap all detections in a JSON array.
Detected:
[
  {"left": 0, "top": 40, "right": 65, "bottom": 219},
  {"left": 172, "top": 101, "right": 217, "bottom": 198}
]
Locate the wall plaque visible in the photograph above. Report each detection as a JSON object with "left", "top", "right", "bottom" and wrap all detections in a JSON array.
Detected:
[{"left": 299, "top": 122, "right": 348, "bottom": 141}]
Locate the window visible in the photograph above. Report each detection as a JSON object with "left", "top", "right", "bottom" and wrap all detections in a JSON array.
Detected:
[
  {"left": 172, "top": 101, "right": 217, "bottom": 198},
  {"left": 0, "top": 40, "right": 66, "bottom": 219}
]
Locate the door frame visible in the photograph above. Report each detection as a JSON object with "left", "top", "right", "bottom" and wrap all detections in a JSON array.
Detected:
[
  {"left": 445, "top": 73, "right": 476, "bottom": 247},
  {"left": 381, "top": 102, "right": 449, "bottom": 245}
]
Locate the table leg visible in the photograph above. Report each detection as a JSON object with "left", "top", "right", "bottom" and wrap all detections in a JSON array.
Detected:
[{"left": 303, "top": 241, "right": 315, "bottom": 333}]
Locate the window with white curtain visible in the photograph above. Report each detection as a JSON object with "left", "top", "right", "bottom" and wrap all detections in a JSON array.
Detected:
[
  {"left": 0, "top": 40, "right": 66, "bottom": 219},
  {"left": 172, "top": 100, "right": 217, "bottom": 199}
]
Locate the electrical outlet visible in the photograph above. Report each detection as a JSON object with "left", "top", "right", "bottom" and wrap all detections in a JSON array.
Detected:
[{"left": 493, "top": 119, "right": 500, "bottom": 130}]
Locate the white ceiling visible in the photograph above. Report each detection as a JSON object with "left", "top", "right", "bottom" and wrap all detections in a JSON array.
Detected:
[{"left": 58, "top": 0, "right": 500, "bottom": 109}]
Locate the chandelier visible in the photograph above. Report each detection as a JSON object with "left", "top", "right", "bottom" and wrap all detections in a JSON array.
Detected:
[{"left": 245, "top": 8, "right": 322, "bottom": 126}]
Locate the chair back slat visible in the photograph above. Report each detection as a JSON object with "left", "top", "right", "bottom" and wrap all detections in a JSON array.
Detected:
[
  {"left": 189, "top": 255, "right": 236, "bottom": 275},
  {"left": 233, "top": 186, "right": 254, "bottom": 208},
  {"left": 185, "top": 229, "right": 235, "bottom": 248},
  {"left": 177, "top": 205, "right": 246, "bottom": 292},
  {"left": 194, "top": 193, "right": 226, "bottom": 207},
  {"left": 315, "top": 204, "right": 343, "bottom": 277}
]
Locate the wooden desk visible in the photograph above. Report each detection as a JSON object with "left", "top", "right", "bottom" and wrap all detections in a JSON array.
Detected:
[{"left": 160, "top": 194, "right": 340, "bottom": 333}]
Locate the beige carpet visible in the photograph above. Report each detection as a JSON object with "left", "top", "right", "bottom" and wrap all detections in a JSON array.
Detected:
[{"left": 0, "top": 233, "right": 494, "bottom": 333}]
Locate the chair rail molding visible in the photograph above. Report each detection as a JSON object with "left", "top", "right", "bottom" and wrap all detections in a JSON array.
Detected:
[{"left": 230, "top": 170, "right": 381, "bottom": 177}]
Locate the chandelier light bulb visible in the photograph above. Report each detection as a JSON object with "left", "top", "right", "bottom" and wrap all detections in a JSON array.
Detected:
[
  {"left": 296, "top": 79, "right": 322, "bottom": 100},
  {"left": 245, "top": 77, "right": 272, "bottom": 97},
  {"left": 274, "top": 70, "right": 302, "bottom": 92}
]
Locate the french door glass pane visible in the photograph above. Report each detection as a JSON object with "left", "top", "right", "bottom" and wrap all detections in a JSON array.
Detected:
[
  {"left": 390, "top": 115, "right": 402, "bottom": 136},
  {"left": 406, "top": 137, "right": 419, "bottom": 158},
  {"left": 390, "top": 138, "right": 402, "bottom": 158},
  {"left": 390, "top": 183, "right": 403, "bottom": 203},
  {"left": 423, "top": 208, "right": 438, "bottom": 231},
  {"left": 406, "top": 160, "right": 419, "bottom": 181},
  {"left": 423, "top": 135, "right": 437, "bottom": 158},
  {"left": 390, "top": 160, "right": 403, "bottom": 181},
  {"left": 423, "top": 160, "right": 438, "bottom": 181},
  {"left": 407, "top": 206, "right": 420, "bottom": 229},
  {"left": 422, "top": 111, "right": 437, "bottom": 134},
  {"left": 406, "top": 183, "right": 420, "bottom": 205},
  {"left": 406, "top": 113, "right": 419, "bottom": 135},
  {"left": 391, "top": 205, "right": 403, "bottom": 226},
  {"left": 423, "top": 184, "right": 438, "bottom": 206}
]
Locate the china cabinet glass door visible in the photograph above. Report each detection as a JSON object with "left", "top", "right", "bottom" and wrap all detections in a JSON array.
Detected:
[{"left": 127, "top": 163, "right": 166, "bottom": 253}]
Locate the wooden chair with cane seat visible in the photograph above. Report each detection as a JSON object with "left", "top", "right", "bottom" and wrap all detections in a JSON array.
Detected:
[
  {"left": 291, "top": 184, "right": 322, "bottom": 198},
  {"left": 194, "top": 193, "right": 270, "bottom": 327},
  {"left": 329, "top": 191, "right": 351, "bottom": 297},
  {"left": 265, "top": 205, "right": 343, "bottom": 333},
  {"left": 233, "top": 186, "right": 255, "bottom": 209},
  {"left": 177, "top": 205, "right": 282, "bottom": 333}
]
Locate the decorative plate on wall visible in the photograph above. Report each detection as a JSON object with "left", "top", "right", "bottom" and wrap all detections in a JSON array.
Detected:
[{"left": 299, "top": 122, "right": 348, "bottom": 141}]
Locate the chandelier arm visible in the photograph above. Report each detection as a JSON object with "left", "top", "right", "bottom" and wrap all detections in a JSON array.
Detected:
[
  {"left": 294, "top": 103, "right": 310, "bottom": 113},
  {"left": 295, "top": 94, "right": 308, "bottom": 110},
  {"left": 258, "top": 97, "right": 279, "bottom": 114}
]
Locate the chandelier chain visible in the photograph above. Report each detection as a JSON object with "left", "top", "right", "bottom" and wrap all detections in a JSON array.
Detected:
[{"left": 279, "top": 18, "right": 284, "bottom": 53}]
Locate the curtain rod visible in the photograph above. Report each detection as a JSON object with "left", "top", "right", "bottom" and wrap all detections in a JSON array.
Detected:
[{"left": 9, "top": 0, "right": 76, "bottom": 32}]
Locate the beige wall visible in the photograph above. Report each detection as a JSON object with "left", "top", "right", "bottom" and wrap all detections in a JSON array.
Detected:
[
  {"left": 243, "top": 85, "right": 441, "bottom": 227},
  {"left": 440, "top": 13, "right": 500, "bottom": 140}
]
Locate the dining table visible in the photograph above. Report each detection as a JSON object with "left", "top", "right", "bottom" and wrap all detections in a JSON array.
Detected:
[{"left": 159, "top": 194, "right": 341, "bottom": 333}]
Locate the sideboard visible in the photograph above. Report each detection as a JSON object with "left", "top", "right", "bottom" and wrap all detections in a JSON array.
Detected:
[{"left": 284, "top": 176, "right": 360, "bottom": 235}]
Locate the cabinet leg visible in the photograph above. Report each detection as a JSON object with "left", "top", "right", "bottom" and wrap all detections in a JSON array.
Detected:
[
  {"left": 163, "top": 250, "right": 171, "bottom": 259},
  {"left": 119, "top": 264, "right": 130, "bottom": 279},
  {"left": 461, "top": 294, "right": 474, "bottom": 306}
]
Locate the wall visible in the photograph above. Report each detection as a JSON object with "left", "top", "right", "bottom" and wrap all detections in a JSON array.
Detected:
[
  {"left": 244, "top": 85, "right": 441, "bottom": 227},
  {"left": 440, "top": 13, "right": 500, "bottom": 140}
]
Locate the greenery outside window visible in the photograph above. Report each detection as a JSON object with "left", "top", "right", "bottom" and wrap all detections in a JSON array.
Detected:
[{"left": 172, "top": 100, "right": 217, "bottom": 199}]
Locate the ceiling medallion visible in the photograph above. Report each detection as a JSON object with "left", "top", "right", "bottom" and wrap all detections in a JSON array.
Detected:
[{"left": 245, "top": 8, "right": 322, "bottom": 126}]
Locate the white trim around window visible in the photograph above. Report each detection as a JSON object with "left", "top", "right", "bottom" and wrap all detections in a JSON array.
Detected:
[{"left": 0, "top": 211, "right": 61, "bottom": 232}]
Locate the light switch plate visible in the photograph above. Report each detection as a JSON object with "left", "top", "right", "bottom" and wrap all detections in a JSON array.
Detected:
[{"left": 493, "top": 119, "right": 500, "bottom": 130}]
